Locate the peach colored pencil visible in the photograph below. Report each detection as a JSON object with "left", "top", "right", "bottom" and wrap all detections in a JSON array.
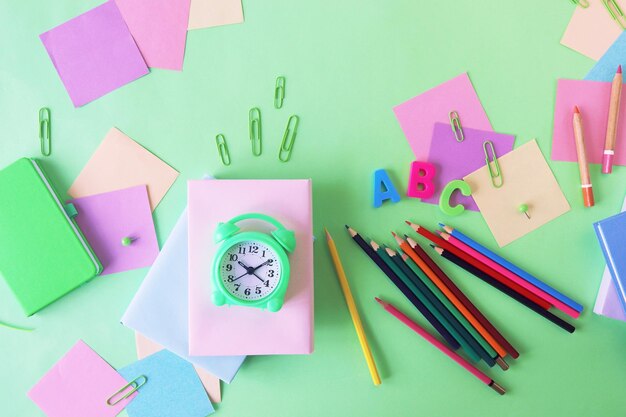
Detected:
[
  {"left": 603, "top": 65, "right": 622, "bottom": 174},
  {"left": 573, "top": 106, "right": 594, "bottom": 207}
]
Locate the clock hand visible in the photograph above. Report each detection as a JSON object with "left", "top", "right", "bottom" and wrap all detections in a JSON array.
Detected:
[
  {"left": 234, "top": 260, "right": 266, "bottom": 283},
  {"left": 249, "top": 259, "right": 271, "bottom": 273}
]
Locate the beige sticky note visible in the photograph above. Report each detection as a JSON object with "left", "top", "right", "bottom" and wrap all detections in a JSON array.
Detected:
[
  {"left": 188, "top": 0, "right": 244, "bottom": 30},
  {"left": 68, "top": 128, "right": 178, "bottom": 211},
  {"left": 134, "top": 333, "right": 222, "bottom": 403},
  {"left": 560, "top": 0, "right": 622, "bottom": 60},
  {"left": 463, "top": 140, "right": 570, "bottom": 247}
]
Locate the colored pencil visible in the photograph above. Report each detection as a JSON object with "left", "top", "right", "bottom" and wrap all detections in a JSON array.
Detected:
[
  {"left": 396, "top": 232, "right": 516, "bottom": 363},
  {"left": 439, "top": 231, "right": 580, "bottom": 319},
  {"left": 344, "top": 226, "right": 460, "bottom": 350},
  {"left": 375, "top": 297, "right": 506, "bottom": 395},
  {"left": 440, "top": 224, "right": 583, "bottom": 313},
  {"left": 394, "top": 251, "right": 499, "bottom": 367},
  {"left": 603, "top": 65, "right": 622, "bottom": 174},
  {"left": 406, "top": 222, "right": 552, "bottom": 310},
  {"left": 325, "top": 229, "right": 381, "bottom": 385},
  {"left": 433, "top": 246, "right": 575, "bottom": 333},
  {"left": 573, "top": 106, "right": 595, "bottom": 207},
  {"left": 387, "top": 247, "right": 491, "bottom": 366}
]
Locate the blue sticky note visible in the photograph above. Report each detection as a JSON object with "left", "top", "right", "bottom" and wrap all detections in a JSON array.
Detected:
[
  {"left": 119, "top": 350, "right": 214, "bottom": 417},
  {"left": 586, "top": 31, "right": 626, "bottom": 81}
]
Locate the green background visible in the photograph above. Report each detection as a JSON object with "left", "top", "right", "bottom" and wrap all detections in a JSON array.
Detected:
[{"left": 1, "top": 1, "right": 624, "bottom": 416}]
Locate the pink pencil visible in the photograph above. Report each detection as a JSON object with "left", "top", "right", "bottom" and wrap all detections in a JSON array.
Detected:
[
  {"left": 439, "top": 232, "right": 580, "bottom": 319},
  {"left": 375, "top": 297, "right": 505, "bottom": 395}
]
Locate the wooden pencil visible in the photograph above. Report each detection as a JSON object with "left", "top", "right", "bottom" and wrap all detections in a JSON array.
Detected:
[
  {"left": 325, "top": 229, "right": 381, "bottom": 385},
  {"left": 375, "top": 297, "right": 506, "bottom": 395},
  {"left": 343, "top": 226, "right": 460, "bottom": 350},
  {"left": 573, "top": 106, "right": 594, "bottom": 207},
  {"left": 433, "top": 246, "right": 575, "bottom": 333},
  {"left": 603, "top": 65, "right": 622, "bottom": 174}
]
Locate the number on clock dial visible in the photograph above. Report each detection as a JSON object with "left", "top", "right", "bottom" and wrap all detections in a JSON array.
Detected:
[{"left": 220, "top": 240, "right": 281, "bottom": 301}]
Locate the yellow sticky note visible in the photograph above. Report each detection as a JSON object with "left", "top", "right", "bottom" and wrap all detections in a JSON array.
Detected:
[
  {"left": 188, "top": 0, "right": 244, "bottom": 30},
  {"left": 463, "top": 140, "right": 570, "bottom": 247}
]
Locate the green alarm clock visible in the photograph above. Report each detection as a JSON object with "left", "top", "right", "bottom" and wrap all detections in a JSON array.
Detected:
[{"left": 212, "top": 213, "right": 296, "bottom": 312}]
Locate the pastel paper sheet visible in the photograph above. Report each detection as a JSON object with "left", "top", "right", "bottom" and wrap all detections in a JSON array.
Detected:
[
  {"left": 594, "top": 196, "right": 626, "bottom": 322},
  {"left": 188, "top": 179, "right": 314, "bottom": 356},
  {"left": 28, "top": 340, "right": 134, "bottom": 417},
  {"left": 560, "top": 0, "right": 622, "bottom": 61},
  {"left": 463, "top": 140, "right": 570, "bottom": 247},
  {"left": 423, "top": 123, "right": 516, "bottom": 211},
  {"left": 69, "top": 185, "right": 158, "bottom": 275},
  {"left": 586, "top": 31, "right": 626, "bottom": 81},
  {"left": 135, "top": 332, "right": 222, "bottom": 403},
  {"left": 121, "top": 207, "right": 245, "bottom": 383},
  {"left": 115, "top": 0, "right": 191, "bottom": 71},
  {"left": 118, "top": 350, "right": 214, "bottom": 417},
  {"left": 393, "top": 73, "right": 492, "bottom": 160},
  {"left": 39, "top": 1, "right": 148, "bottom": 107},
  {"left": 68, "top": 128, "right": 179, "bottom": 211},
  {"left": 552, "top": 79, "right": 626, "bottom": 167},
  {"left": 188, "top": 0, "right": 244, "bottom": 30}
]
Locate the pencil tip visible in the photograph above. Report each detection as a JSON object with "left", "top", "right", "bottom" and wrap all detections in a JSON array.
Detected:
[
  {"left": 324, "top": 228, "right": 331, "bottom": 240},
  {"left": 438, "top": 222, "right": 445, "bottom": 228},
  {"left": 574, "top": 105, "right": 580, "bottom": 114},
  {"left": 391, "top": 231, "right": 397, "bottom": 237},
  {"left": 405, "top": 220, "right": 411, "bottom": 225},
  {"left": 618, "top": 65, "right": 622, "bottom": 74}
]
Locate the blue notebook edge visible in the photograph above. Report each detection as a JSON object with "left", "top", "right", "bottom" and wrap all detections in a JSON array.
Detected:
[{"left": 593, "top": 215, "right": 626, "bottom": 315}]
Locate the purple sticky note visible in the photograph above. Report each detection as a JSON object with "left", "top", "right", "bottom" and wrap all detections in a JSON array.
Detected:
[
  {"left": 424, "top": 123, "right": 516, "bottom": 211},
  {"left": 39, "top": 1, "right": 149, "bottom": 107},
  {"left": 69, "top": 185, "right": 159, "bottom": 275},
  {"left": 28, "top": 340, "right": 134, "bottom": 417}
]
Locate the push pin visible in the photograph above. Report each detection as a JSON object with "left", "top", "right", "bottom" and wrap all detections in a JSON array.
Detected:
[
  {"left": 518, "top": 204, "right": 531, "bottom": 220},
  {"left": 121, "top": 236, "right": 136, "bottom": 246}
]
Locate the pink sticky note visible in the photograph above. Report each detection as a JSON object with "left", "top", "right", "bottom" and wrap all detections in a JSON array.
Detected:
[
  {"left": 188, "top": 0, "right": 244, "bottom": 30},
  {"left": 39, "top": 1, "right": 149, "bottom": 107},
  {"left": 393, "top": 73, "right": 492, "bottom": 160},
  {"left": 28, "top": 340, "right": 134, "bottom": 417},
  {"left": 68, "top": 127, "right": 179, "bottom": 211},
  {"left": 69, "top": 185, "right": 159, "bottom": 275},
  {"left": 115, "top": 0, "right": 191, "bottom": 71},
  {"left": 188, "top": 179, "right": 314, "bottom": 356},
  {"left": 552, "top": 79, "right": 626, "bottom": 167},
  {"left": 424, "top": 123, "right": 516, "bottom": 211}
]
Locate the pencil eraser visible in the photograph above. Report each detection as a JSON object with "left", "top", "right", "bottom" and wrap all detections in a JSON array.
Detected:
[
  {"left": 582, "top": 186, "right": 595, "bottom": 207},
  {"left": 602, "top": 153, "right": 614, "bottom": 174}
]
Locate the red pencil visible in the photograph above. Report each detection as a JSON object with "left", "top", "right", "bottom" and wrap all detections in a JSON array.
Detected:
[
  {"left": 406, "top": 222, "right": 552, "bottom": 310},
  {"left": 375, "top": 297, "right": 505, "bottom": 395}
]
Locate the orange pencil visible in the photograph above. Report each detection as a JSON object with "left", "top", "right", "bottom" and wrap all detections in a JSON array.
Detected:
[
  {"left": 573, "top": 106, "right": 594, "bottom": 207},
  {"left": 603, "top": 65, "right": 622, "bottom": 174}
]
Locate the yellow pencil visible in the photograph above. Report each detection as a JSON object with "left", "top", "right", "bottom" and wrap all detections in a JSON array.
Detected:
[{"left": 324, "top": 228, "right": 381, "bottom": 386}]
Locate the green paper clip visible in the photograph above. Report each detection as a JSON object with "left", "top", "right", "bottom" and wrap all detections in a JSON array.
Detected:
[
  {"left": 483, "top": 140, "right": 503, "bottom": 188},
  {"left": 603, "top": 0, "right": 626, "bottom": 29},
  {"left": 216, "top": 134, "right": 231, "bottom": 166},
  {"left": 39, "top": 107, "right": 51, "bottom": 157},
  {"left": 571, "top": 0, "right": 589, "bottom": 8},
  {"left": 274, "top": 76, "right": 285, "bottom": 109},
  {"left": 106, "top": 375, "right": 147, "bottom": 406},
  {"left": 449, "top": 110, "right": 464, "bottom": 142},
  {"left": 279, "top": 115, "right": 299, "bottom": 162},
  {"left": 0, "top": 319, "right": 34, "bottom": 332},
  {"left": 249, "top": 107, "right": 262, "bottom": 156}
]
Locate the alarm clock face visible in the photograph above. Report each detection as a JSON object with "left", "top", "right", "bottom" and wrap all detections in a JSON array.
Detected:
[{"left": 219, "top": 240, "right": 282, "bottom": 301}]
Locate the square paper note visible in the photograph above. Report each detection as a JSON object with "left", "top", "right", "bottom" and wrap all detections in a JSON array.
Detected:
[
  {"left": 68, "top": 128, "right": 178, "bottom": 211},
  {"left": 188, "top": 0, "right": 244, "bottom": 30},
  {"left": 424, "top": 123, "right": 515, "bottom": 211},
  {"left": 463, "top": 140, "right": 570, "bottom": 247},
  {"left": 39, "top": 1, "right": 148, "bottom": 107},
  {"left": 393, "top": 73, "right": 492, "bottom": 160},
  {"left": 69, "top": 185, "right": 159, "bottom": 275},
  {"left": 118, "top": 350, "right": 214, "bottom": 417},
  {"left": 28, "top": 340, "right": 133, "bottom": 417}
]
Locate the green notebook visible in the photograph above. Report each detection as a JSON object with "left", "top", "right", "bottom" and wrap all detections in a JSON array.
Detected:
[{"left": 0, "top": 158, "right": 102, "bottom": 316}]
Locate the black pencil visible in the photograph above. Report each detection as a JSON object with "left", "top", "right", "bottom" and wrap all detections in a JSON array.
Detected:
[
  {"left": 344, "top": 225, "right": 461, "bottom": 350},
  {"left": 433, "top": 246, "right": 575, "bottom": 333}
]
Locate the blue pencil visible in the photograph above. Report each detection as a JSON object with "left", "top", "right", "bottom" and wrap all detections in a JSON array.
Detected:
[{"left": 439, "top": 224, "right": 583, "bottom": 313}]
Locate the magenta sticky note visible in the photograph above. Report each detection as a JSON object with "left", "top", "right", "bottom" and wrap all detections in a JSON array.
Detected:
[
  {"left": 115, "top": 0, "right": 191, "bottom": 71},
  {"left": 424, "top": 123, "right": 516, "bottom": 211},
  {"left": 552, "top": 79, "right": 626, "bottom": 167},
  {"left": 69, "top": 185, "right": 159, "bottom": 275},
  {"left": 28, "top": 340, "right": 134, "bottom": 417},
  {"left": 39, "top": 1, "right": 149, "bottom": 107},
  {"left": 393, "top": 73, "right": 493, "bottom": 160}
]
